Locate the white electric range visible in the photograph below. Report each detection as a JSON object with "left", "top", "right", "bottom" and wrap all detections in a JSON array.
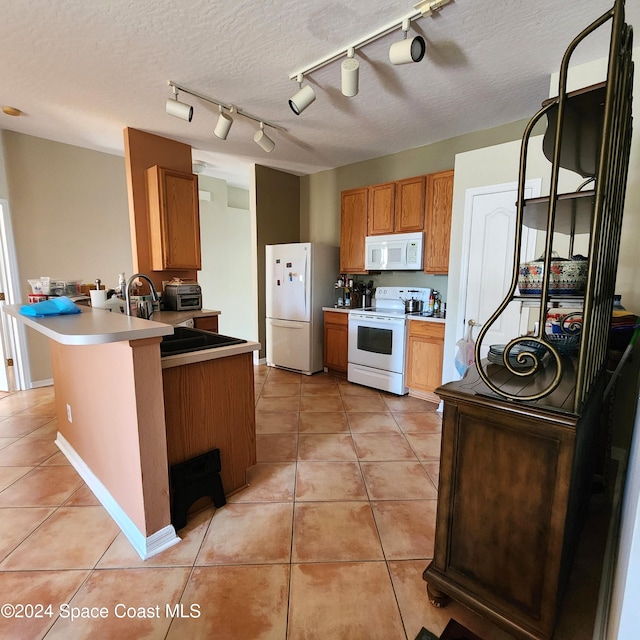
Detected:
[{"left": 347, "top": 286, "right": 431, "bottom": 395}]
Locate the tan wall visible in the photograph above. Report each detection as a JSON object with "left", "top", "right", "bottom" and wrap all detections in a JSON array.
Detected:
[
  {"left": 2, "top": 131, "right": 133, "bottom": 384},
  {"left": 50, "top": 337, "right": 170, "bottom": 536},
  {"left": 255, "top": 165, "right": 300, "bottom": 358}
]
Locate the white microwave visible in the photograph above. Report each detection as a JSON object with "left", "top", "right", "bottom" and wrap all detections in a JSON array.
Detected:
[{"left": 365, "top": 232, "right": 424, "bottom": 271}]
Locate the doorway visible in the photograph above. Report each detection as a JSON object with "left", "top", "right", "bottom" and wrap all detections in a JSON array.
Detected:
[
  {"left": 0, "top": 199, "right": 27, "bottom": 391},
  {"left": 457, "top": 180, "right": 541, "bottom": 371}
]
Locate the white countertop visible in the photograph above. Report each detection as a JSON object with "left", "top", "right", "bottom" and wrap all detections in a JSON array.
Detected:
[
  {"left": 323, "top": 306, "right": 446, "bottom": 323},
  {"left": 4, "top": 304, "right": 174, "bottom": 345}
]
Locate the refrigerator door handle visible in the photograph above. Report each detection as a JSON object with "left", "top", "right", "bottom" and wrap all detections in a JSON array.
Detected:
[{"left": 270, "top": 319, "right": 305, "bottom": 328}]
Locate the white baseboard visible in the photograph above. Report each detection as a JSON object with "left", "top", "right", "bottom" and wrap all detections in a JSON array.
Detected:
[
  {"left": 30, "top": 377, "right": 54, "bottom": 389},
  {"left": 55, "top": 433, "right": 180, "bottom": 560}
]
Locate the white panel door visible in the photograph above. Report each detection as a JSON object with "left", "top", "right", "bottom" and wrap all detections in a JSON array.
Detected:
[
  {"left": 462, "top": 181, "right": 540, "bottom": 360},
  {"left": 266, "top": 244, "right": 311, "bottom": 322}
]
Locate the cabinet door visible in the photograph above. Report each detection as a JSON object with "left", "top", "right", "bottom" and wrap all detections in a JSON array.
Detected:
[
  {"left": 147, "top": 166, "right": 202, "bottom": 271},
  {"left": 323, "top": 311, "right": 348, "bottom": 373},
  {"left": 424, "top": 170, "right": 454, "bottom": 274},
  {"left": 194, "top": 316, "right": 218, "bottom": 333},
  {"left": 395, "top": 175, "right": 425, "bottom": 232},
  {"left": 368, "top": 182, "right": 396, "bottom": 235},
  {"left": 405, "top": 321, "right": 445, "bottom": 393},
  {"left": 340, "top": 188, "right": 369, "bottom": 274}
]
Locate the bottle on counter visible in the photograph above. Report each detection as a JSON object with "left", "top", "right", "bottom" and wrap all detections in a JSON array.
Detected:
[
  {"left": 118, "top": 273, "right": 127, "bottom": 298},
  {"left": 433, "top": 290, "right": 440, "bottom": 316},
  {"left": 427, "top": 291, "right": 435, "bottom": 316}
]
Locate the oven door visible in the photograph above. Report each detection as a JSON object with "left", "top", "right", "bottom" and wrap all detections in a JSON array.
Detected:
[{"left": 348, "top": 313, "right": 406, "bottom": 374}]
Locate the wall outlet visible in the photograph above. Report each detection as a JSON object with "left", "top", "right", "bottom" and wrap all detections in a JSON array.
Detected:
[{"left": 66, "top": 404, "right": 72, "bottom": 423}]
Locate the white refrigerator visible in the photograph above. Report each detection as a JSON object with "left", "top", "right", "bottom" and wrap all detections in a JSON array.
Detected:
[{"left": 266, "top": 242, "right": 339, "bottom": 375}]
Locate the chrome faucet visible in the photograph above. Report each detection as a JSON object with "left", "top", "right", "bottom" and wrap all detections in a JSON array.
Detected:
[{"left": 124, "top": 273, "right": 159, "bottom": 319}]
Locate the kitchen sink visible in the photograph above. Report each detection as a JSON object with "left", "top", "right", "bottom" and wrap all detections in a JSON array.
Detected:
[{"left": 160, "top": 326, "right": 247, "bottom": 357}]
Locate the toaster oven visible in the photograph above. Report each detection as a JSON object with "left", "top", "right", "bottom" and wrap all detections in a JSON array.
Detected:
[{"left": 163, "top": 282, "right": 202, "bottom": 311}]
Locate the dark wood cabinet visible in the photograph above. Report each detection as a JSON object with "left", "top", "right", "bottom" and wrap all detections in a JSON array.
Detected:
[
  {"left": 323, "top": 311, "right": 348, "bottom": 375},
  {"left": 193, "top": 315, "right": 219, "bottom": 333}
]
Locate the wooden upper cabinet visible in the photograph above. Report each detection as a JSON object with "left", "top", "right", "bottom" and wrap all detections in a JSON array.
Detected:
[
  {"left": 146, "top": 165, "right": 201, "bottom": 271},
  {"left": 395, "top": 175, "right": 426, "bottom": 232},
  {"left": 424, "top": 169, "right": 454, "bottom": 274},
  {"left": 368, "top": 182, "right": 396, "bottom": 235},
  {"left": 340, "top": 187, "right": 369, "bottom": 274}
]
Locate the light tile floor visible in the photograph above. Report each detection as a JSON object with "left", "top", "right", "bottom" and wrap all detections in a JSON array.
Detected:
[{"left": 0, "top": 366, "right": 610, "bottom": 639}]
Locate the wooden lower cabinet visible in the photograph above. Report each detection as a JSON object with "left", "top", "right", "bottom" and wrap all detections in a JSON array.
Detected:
[
  {"left": 423, "top": 367, "right": 604, "bottom": 640},
  {"left": 193, "top": 315, "right": 219, "bottom": 333},
  {"left": 323, "top": 311, "right": 348, "bottom": 375},
  {"left": 405, "top": 320, "right": 444, "bottom": 402},
  {"left": 162, "top": 352, "right": 256, "bottom": 496}
]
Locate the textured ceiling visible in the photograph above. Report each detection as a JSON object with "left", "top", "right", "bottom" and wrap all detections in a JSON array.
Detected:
[{"left": 0, "top": 0, "right": 636, "bottom": 188}]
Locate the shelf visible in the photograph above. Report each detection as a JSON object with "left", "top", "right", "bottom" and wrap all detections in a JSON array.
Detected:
[
  {"left": 542, "top": 82, "right": 606, "bottom": 178},
  {"left": 522, "top": 190, "right": 595, "bottom": 234},
  {"left": 514, "top": 294, "right": 585, "bottom": 307}
]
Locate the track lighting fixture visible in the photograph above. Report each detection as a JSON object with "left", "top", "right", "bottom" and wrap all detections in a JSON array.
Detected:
[
  {"left": 165, "top": 81, "right": 285, "bottom": 151},
  {"left": 254, "top": 123, "right": 275, "bottom": 153},
  {"left": 165, "top": 85, "right": 194, "bottom": 122},
  {"left": 288, "top": 1, "right": 450, "bottom": 106},
  {"left": 214, "top": 105, "right": 233, "bottom": 140},
  {"left": 341, "top": 48, "right": 359, "bottom": 97},
  {"left": 289, "top": 74, "right": 316, "bottom": 115},
  {"left": 389, "top": 18, "right": 425, "bottom": 64}
]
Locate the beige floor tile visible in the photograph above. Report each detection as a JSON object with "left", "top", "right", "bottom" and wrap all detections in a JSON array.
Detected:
[
  {"left": 295, "top": 461, "right": 367, "bottom": 501},
  {"left": 342, "top": 395, "right": 389, "bottom": 412},
  {"left": 405, "top": 432, "right": 442, "bottom": 461},
  {"left": 166, "top": 564, "right": 290, "bottom": 640},
  {"left": 0, "top": 397, "right": 40, "bottom": 416},
  {"left": 265, "top": 368, "right": 302, "bottom": 384},
  {"left": 46, "top": 567, "right": 191, "bottom": 640},
  {"left": 227, "top": 463, "right": 296, "bottom": 503},
  {"left": 63, "top": 483, "right": 102, "bottom": 506},
  {"left": 338, "top": 383, "right": 383, "bottom": 397},
  {"left": 394, "top": 411, "right": 442, "bottom": 433},
  {"left": 260, "top": 383, "right": 301, "bottom": 397},
  {"left": 288, "top": 562, "right": 405, "bottom": 639},
  {"left": 298, "top": 411, "right": 348, "bottom": 433},
  {"left": 197, "top": 502, "right": 293, "bottom": 565},
  {"left": 24, "top": 419, "right": 59, "bottom": 438},
  {"left": 254, "top": 366, "right": 269, "bottom": 384},
  {"left": 300, "top": 383, "right": 340, "bottom": 397},
  {"left": 0, "top": 507, "right": 55, "bottom": 562},
  {"left": 388, "top": 560, "right": 515, "bottom": 640},
  {"left": 0, "top": 436, "right": 18, "bottom": 450},
  {"left": 360, "top": 461, "right": 437, "bottom": 500},
  {"left": 256, "top": 396, "right": 300, "bottom": 413},
  {"left": 423, "top": 461, "right": 440, "bottom": 489},
  {"left": 303, "top": 371, "right": 338, "bottom": 384},
  {"left": 255, "top": 411, "right": 299, "bottom": 434},
  {"left": 299, "top": 395, "right": 344, "bottom": 412},
  {"left": 98, "top": 507, "right": 214, "bottom": 568},
  {"left": 0, "top": 436, "right": 59, "bottom": 466},
  {"left": 0, "top": 570, "right": 89, "bottom": 640},
  {"left": 0, "top": 466, "right": 31, "bottom": 491},
  {"left": 15, "top": 400, "right": 57, "bottom": 419},
  {"left": 292, "top": 502, "right": 383, "bottom": 562},
  {"left": 13, "top": 387, "right": 55, "bottom": 402},
  {"left": 353, "top": 432, "right": 418, "bottom": 461},
  {"left": 1, "top": 506, "right": 119, "bottom": 570},
  {"left": 347, "top": 412, "right": 401, "bottom": 433},
  {"left": 0, "top": 415, "right": 52, "bottom": 438},
  {"left": 256, "top": 433, "right": 298, "bottom": 462},
  {"left": 372, "top": 500, "right": 437, "bottom": 560},
  {"left": 297, "top": 433, "right": 357, "bottom": 461},
  {"left": 384, "top": 395, "right": 438, "bottom": 413},
  {"left": 40, "top": 451, "right": 71, "bottom": 466},
  {"left": 0, "top": 466, "right": 84, "bottom": 507}
]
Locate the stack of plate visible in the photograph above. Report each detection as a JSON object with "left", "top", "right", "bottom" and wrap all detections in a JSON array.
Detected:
[{"left": 488, "top": 341, "right": 546, "bottom": 371}]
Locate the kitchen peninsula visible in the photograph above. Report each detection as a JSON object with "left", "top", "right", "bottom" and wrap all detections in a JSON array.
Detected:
[{"left": 4, "top": 304, "right": 259, "bottom": 560}]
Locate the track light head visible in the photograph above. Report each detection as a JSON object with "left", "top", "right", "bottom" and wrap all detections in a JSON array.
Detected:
[
  {"left": 289, "top": 74, "right": 316, "bottom": 115},
  {"left": 254, "top": 123, "right": 275, "bottom": 153},
  {"left": 165, "top": 86, "right": 194, "bottom": 122},
  {"left": 389, "top": 19, "right": 426, "bottom": 64},
  {"left": 341, "top": 48, "right": 359, "bottom": 97},
  {"left": 214, "top": 106, "right": 233, "bottom": 140}
]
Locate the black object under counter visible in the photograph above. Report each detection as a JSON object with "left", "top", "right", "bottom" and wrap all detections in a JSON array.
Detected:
[{"left": 160, "top": 327, "right": 246, "bottom": 357}]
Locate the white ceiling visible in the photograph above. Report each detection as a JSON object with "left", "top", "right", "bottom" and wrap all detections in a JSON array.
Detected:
[{"left": 0, "top": 0, "right": 636, "bottom": 189}]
